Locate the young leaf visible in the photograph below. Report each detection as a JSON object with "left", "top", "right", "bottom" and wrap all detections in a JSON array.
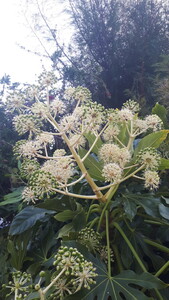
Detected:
[
  {"left": 152, "top": 103, "right": 168, "bottom": 128},
  {"left": 0, "top": 187, "right": 24, "bottom": 206},
  {"left": 9, "top": 207, "right": 55, "bottom": 235},
  {"left": 54, "top": 210, "right": 75, "bottom": 222}
]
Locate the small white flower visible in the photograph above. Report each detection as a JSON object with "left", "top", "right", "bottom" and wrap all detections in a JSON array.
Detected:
[
  {"left": 102, "top": 125, "right": 120, "bottom": 141},
  {"left": 99, "top": 144, "right": 120, "bottom": 164},
  {"left": 31, "top": 102, "right": 49, "bottom": 119},
  {"left": 118, "top": 148, "right": 131, "bottom": 167},
  {"left": 144, "top": 170, "right": 160, "bottom": 190},
  {"left": 22, "top": 187, "right": 38, "bottom": 203},
  {"left": 50, "top": 98, "right": 66, "bottom": 116},
  {"left": 64, "top": 87, "right": 76, "bottom": 100},
  {"left": 138, "top": 148, "right": 161, "bottom": 170},
  {"left": 42, "top": 157, "right": 74, "bottom": 184},
  {"left": 69, "top": 134, "right": 86, "bottom": 148},
  {"left": 35, "top": 132, "right": 55, "bottom": 147},
  {"left": 6, "top": 91, "right": 25, "bottom": 112},
  {"left": 53, "top": 149, "right": 66, "bottom": 157},
  {"left": 133, "top": 119, "right": 148, "bottom": 134},
  {"left": 122, "top": 99, "right": 140, "bottom": 113},
  {"left": 102, "top": 163, "right": 123, "bottom": 182},
  {"left": 118, "top": 108, "right": 133, "bottom": 121},
  {"left": 13, "top": 114, "right": 41, "bottom": 135},
  {"left": 60, "top": 115, "right": 80, "bottom": 134},
  {"left": 16, "top": 140, "right": 42, "bottom": 158},
  {"left": 145, "top": 115, "right": 162, "bottom": 131}
]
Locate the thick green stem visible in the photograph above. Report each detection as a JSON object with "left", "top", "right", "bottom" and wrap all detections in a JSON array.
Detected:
[
  {"left": 97, "top": 185, "right": 118, "bottom": 232},
  {"left": 38, "top": 289, "right": 45, "bottom": 300},
  {"left": 86, "top": 204, "right": 100, "bottom": 222},
  {"left": 112, "top": 244, "right": 123, "bottom": 273},
  {"left": 113, "top": 222, "right": 147, "bottom": 272},
  {"left": 155, "top": 261, "right": 169, "bottom": 277},
  {"left": 144, "top": 239, "right": 169, "bottom": 254},
  {"left": 14, "top": 288, "right": 19, "bottom": 300},
  {"left": 106, "top": 210, "right": 111, "bottom": 277},
  {"left": 88, "top": 217, "right": 100, "bottom": 229}
]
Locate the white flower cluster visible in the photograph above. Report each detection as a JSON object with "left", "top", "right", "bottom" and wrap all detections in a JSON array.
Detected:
[
  {"left": 12, "top": 79, "right": 164, "bottom": 201},
  {"left": 137, "top": 148, "right": 161, "bottom": 189},
  {"left": 42, "top": 155, "right": 74, "bottom": 184}
]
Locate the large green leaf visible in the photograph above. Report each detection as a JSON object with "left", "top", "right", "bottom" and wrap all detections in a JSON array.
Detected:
[
  {"left": 134, "top": 130, "right": 169, "bottom": 157},
  {"left": 84, "top": 132, "right": 103, "bottom": 155},
  {"left": 79, "top": 148, "right": 104, "bottom": 181},
  {"left": 0, "top": 187, "right": 24, "bottom": 206},
  {"left": 9, "top": 206, "right": 55, "bottom": 235}
]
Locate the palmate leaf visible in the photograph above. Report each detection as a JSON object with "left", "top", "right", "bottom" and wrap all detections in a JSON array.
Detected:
[
  {"left": 66, "top": 258, "right": 166, "bottom": 300},
  {"left": 63, "top": 242, "right": 166, "bottom": 300}
]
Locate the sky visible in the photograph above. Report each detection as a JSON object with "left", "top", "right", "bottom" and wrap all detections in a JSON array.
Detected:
[{"left": 0, "top": 0, "right": 71, "bottom": 84}]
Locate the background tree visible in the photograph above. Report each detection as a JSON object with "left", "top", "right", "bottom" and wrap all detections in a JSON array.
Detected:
[{"left": 63, "top": 0, "right": 169, "bottom": 108}]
